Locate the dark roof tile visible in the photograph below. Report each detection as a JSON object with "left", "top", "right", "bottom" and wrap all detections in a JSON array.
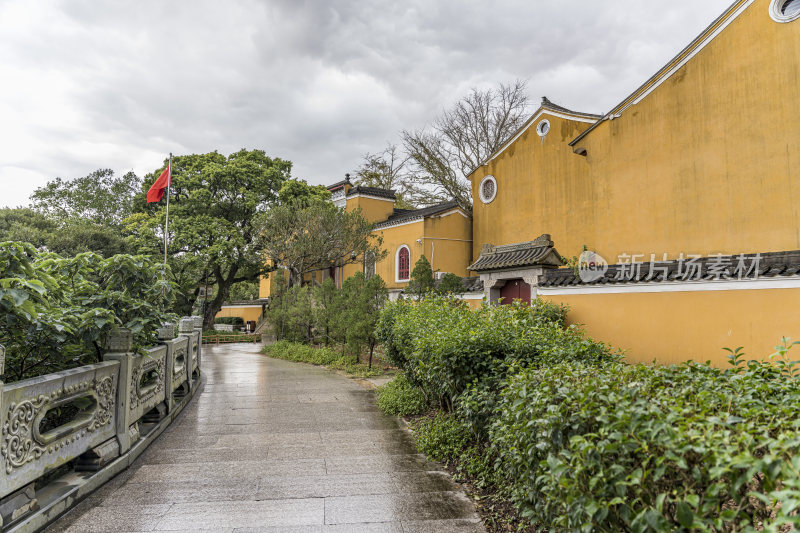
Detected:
[
  {"left": 347, "top": 185, "right": 396, "bottom": 199},
  {"left": 375, "top": 200, "right": 464, "bottom": 228},
  {"left": 540, "top": 250, "right": 800, "bottom": 287}
]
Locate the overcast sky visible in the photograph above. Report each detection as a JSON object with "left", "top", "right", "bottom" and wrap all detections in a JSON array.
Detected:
[{"left": 0, "top": 0, "right": 733, "bottom": 208}]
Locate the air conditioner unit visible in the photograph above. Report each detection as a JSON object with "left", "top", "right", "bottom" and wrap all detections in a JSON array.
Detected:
[{"left": 434, "top": 272, "right": 450, "bottom": 280}]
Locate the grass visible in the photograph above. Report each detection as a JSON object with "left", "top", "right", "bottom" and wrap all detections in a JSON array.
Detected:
[{"left": 261, "top": 340, "right": 393, "bottom": 378}]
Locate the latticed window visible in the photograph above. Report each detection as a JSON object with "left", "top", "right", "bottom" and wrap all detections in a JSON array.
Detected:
[
  {"left": 482, "top": 179, "right": 495, "bottom": 200},
  {"left": 397, "top": 246, "right": 410, "bottom": 280}
]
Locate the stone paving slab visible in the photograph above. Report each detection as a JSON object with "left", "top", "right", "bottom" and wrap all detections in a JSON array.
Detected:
[{"left": 48, "top": 344, "right": 484, "bottom": 532}]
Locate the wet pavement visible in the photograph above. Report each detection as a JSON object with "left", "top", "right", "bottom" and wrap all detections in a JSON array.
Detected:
[{"left": 49, "top": 344, "right": 484, "bottom": 532}]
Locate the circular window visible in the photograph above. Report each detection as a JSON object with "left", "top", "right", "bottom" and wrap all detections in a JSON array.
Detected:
[
  {"left": 479, "top": 175, "right": 497, "bottom": 204},
  {"left": 536, "top": 119, "right": 550, "bottom": 137},
  {"left": 770, "top": 0, "right": 800, "bottom": 22}
]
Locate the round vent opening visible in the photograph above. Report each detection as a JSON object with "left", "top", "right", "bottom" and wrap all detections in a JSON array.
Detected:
[{"left": 479, "top": 175, "right": 497, "bottom": 204}]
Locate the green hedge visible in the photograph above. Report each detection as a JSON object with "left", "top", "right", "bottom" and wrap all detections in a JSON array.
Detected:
[
  {"left": 492, "top": 347, "right": 800, "bottom": 531},
  {"left": 374, "top": 295, "right": 800, "bottom": 530},
  {"left": 375, "top": 373, "right": 428, "bottom": 416},
  {"left": 261, "top": 340, "right": 385, "bottom": 378},
  {"left": 376, "top": 297, "right": 613, "bottom": 411},
  {"left": 215, "top": 316, "right": 244, "bottom": 326}
]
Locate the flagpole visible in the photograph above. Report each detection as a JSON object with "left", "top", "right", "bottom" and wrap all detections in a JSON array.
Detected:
[{"left": 164, "top": 153, "right": 172, "bottom": 265}]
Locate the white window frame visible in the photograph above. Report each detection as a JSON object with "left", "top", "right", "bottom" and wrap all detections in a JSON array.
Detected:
[
  {"left": 478, "top": 175, "right": 498, "bottom": 204},
  {"left": 395, "top": 245, "right": 411, "bottom": 283},
  {"left": 536, "top": 119, "right": 551, "bottom": 137},
  {"left": 770, "top": 0, "right": 800, "bottom": 22}
]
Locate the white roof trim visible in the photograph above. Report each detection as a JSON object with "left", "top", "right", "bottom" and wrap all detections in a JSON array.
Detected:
[
  {"left": 221, "top": 304, "right": 264, "bottom": 309},
  {"left": 617, "top": 0, "right": 754, "bottom": 114},
  {"left": 427, "top": 208, "right": 471, "bottom": 220},
  {"left": 538, "top": 276, "right": 800, "bottom": 295},
  {"left": 486, "top": 109, "right": 597, "bottom": 165}
]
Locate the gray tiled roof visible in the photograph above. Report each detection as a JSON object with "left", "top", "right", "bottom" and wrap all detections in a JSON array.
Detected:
[
  {"left": 327, "top": 178, "right": 352, "bottom": 191},
  {"left": 375, "top": 200, "right": 463, "bottom": 228},
  {"left": 541, "top": 97, "right": 602, "bottom": 119},
  {"left": 468, "top": 235, "right": 563, "bottom": 272},
  {"left": 347, "top": 186, "right": 396, "bottom": 199},
  {"left": 540, "top": 250, "right": 800, "bottom": 287}
]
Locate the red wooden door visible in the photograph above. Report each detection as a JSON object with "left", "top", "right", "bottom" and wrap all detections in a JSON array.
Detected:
[{"left": 499, "top": 279, "right": 531, "bottom": 305}]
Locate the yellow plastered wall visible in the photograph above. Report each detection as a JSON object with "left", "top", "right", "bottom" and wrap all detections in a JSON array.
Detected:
[
  {"left": 541, "top": 288, "right": 800, "bottom": 366},
  {"left": 346, "top": 195, "right": 396, "bottom": 223},
  {"left": 471, "top": 0, "right": 800, "bottom": 263},
  {"left": 215, "top": 306, "right": 263, "bottom": 323},
  {"left": 339, "top": 211, "right": 473, "bottom": 291},
  {"left": 570, "top": 0, "right": 800, "bottom": 260},
  {"left": 258, "top": 275, "right": 272, "bottom": 299},
  {"left": 469, "top": 113, "right": 596, "bottom": 262},
  {"left": 422, "top": 211, "right": 473, "bottom": 277},
  {"left": 373, "top": 220, "right": 424, "bottom": 290}
]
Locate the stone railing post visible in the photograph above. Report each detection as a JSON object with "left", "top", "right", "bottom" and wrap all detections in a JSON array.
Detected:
[
  {"left": 158, "top": 322, "right": 178, "bottom": 413},
  {"left": 178, "top": 318, "right": 195, "bottom": 390},
  {"left": 102, "top": 329, "right": 135, "bottom": 454},
  {"left": 191, "top": 315, "right": 203, "bottom": 375}
]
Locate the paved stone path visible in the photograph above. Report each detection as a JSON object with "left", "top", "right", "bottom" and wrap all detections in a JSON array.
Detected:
[{"left": 50, "top": 344, "right": 484, "bottom": 532}]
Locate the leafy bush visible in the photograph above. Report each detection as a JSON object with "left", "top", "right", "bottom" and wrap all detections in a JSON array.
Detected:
[
  {"left": 374, "top": 298, "right": 415, "bottom": 368},
  {"left": 376, "top": 373, "right": 428, "bottom": 416},
  {"left": 410, "top": 412, "right": 502, "bottom": 490},
  {"left": 382, "top": 296, "right": 611, "bottom": 409},
  {"left": 491, "top": 343, "right": 800, "bottom": 532},
  {"left": 436, "top": 272, "right": 465, "bottom": 295},
  {"left": 214, "top": 316, "right": 244, "bottom": 326},
  {"left": 262, "top": 340, "right": 385, "bottom": 377},
  {"left": 1, "top": 242, "right": 175, "bottom": 381}
]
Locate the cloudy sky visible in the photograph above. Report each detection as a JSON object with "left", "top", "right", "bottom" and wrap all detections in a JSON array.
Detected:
[{"left": 0, "top": 0, "right": 733, "bottom": 208}]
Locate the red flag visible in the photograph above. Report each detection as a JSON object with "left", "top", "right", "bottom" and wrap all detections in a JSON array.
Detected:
[{"left": 146, "top": 166, "right": 170, "bottom": 203}]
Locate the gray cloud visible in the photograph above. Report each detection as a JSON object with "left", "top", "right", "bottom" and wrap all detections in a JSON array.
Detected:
[{"left": 0, "top": 0, "right": 732, "bottom": 207}]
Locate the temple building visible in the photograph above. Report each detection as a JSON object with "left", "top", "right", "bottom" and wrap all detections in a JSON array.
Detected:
[
  {"left": 467, "top": 0, "right": 800, "bottom": 364},
  {"left": 236, "top": 0, "right": 800, "bottom": 365}
]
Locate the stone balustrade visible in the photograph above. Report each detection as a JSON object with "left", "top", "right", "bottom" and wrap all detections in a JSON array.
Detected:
[{"left": 0, "top": 316, "right": 204, "bottom": 532}]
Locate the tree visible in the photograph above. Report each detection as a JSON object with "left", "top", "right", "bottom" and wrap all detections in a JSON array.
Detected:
[
  {"left": 402, "top": 80, "right": 530, "bottom": 208},
  {"left": 263, "top": 270, "right": 291, "bottom": 340},
  {"left": 407, "top": 255, "right": 435, "bottom": 299},
  {"left": 31, "top": 169, "right": 142, "bottom": 227},
  {"left": 339, "top": 272, "right": 387, "bottom": 366},
  {"left": 0, "top": 242, "right": 174, "bottom": 381},
  {"left": 0, "top": 207, "right": 129, "bottom": 258},
  {"left": 313, "top": 278, "right": 340, "bottom": 346},
  {"left": 256, "top": 201, "right": 386, "bottom": 288},
  {"left": 277, "top": 179, "right": 331, "bottom": 207},
  {"left": 437, "top": 272, "right": 464, "bottom": 295},
  {"left": 125, "top": 149, "right": 291, "bottom": 328},
  {"left": 228, "top": 280, "right": 260, "bottom": 301},
  {"left": 353, "top": 145, "right": 415, "bottom": 209}
]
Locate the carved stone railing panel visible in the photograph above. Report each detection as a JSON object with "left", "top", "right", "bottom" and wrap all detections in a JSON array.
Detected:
[
  {"left": 0, "top": 361, "right": 119, "bottom": 498},
  {"left": 169, "top": 337, "right": 189, "bottom": 393},
  {"left": 128, "top": 346, "right": 167, "bottom": 422}
]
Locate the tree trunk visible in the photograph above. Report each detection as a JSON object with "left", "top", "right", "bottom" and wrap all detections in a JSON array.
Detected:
[{"left": 368, "top": 339, "right": 375, "bottom": 369}]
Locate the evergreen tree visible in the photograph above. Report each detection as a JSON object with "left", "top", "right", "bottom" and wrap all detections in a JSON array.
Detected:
[
  {"left": 437, "top": 272, "right": 464, "bottom": 295},
  {"left": 313, "top": 278, "right": 339, "bottom": 346},
  {"left": 407, "top": 255, "right": 435, "bottom": 299}
]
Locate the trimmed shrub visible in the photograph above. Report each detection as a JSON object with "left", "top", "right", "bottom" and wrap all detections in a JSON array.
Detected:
[
  {"left": 491, "top": 345, "right": 800, "bottom": 531},
  {"left": 386, "top": 297, "right": 612, "bottom": 409},
  {"left": 376, "top": 373, "right": 428, "bottom": 416},
  {"left": 261, "top": 340, "right": 384, "bottom": 378},
  {"left": 411, "top": 412, "right": 502, "bottom": 490},
  {"left": 214, "top": 316, "right": 244, "bottom": 326},
  {"left": 374, "top": 298, "right": 416, "bottom": 368}
]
